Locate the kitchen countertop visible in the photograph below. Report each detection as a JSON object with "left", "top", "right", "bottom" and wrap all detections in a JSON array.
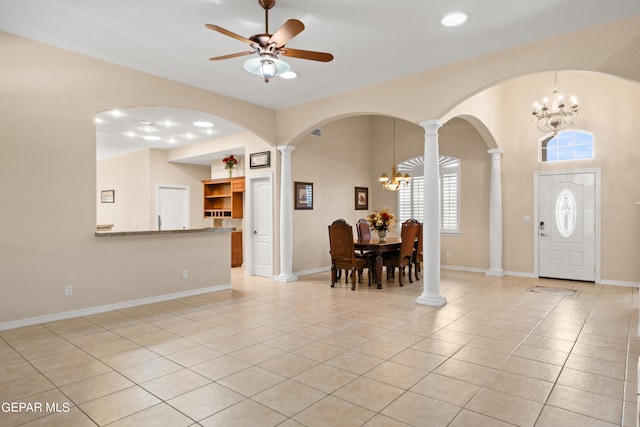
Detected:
[{"left": 95, "top": 227, "right": 235, "bottom": 237}]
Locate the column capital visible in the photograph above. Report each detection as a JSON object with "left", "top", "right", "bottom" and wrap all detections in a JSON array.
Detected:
[
  {"left": 419, "top": 119, "right": 443, "bottom": 132},
  {"left": 277, "top": 145, "right": 296, "bottom": 155},
  {"left": 488, "top": 148, "right": 504, "bottom": 157}
]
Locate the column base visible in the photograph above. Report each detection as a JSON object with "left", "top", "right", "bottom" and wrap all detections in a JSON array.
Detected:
[
  {"left": 274, "top": 274, "right": 298, "bottom": 283},
  {"left": 416, "top": 294, "right": 447, "bottom": 307},
  {"left": 485, "top": 268, "right": 505, "bottom": 277}
]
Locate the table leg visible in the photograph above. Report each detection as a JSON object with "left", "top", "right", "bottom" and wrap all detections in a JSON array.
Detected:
[{"left": 375, "top": 253, "right": 383, "bottom": 289}]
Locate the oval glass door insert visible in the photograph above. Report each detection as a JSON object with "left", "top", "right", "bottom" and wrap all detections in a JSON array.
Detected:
[{"left": 555, "top": 189, "right": 577, "bottom": 238}]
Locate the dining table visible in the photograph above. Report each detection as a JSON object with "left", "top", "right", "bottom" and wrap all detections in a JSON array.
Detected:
[{"left": 354, "top": 237, "right": 402, "bottom": 289}]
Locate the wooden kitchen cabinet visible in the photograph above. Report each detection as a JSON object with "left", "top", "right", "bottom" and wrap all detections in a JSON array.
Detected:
[
  {"left": 202, "top": 177, "right": 244, "bottom": 218},
  {"left": 231, "top": 231, "right": 243, "bottom": 267}
]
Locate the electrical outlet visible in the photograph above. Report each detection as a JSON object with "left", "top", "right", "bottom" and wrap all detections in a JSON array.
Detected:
[
  {"left": 65, "top": 285, "right": 73, "bottom": 296},
  {"left": 182, "top": 270, "right": 188, "bottom": 279}
]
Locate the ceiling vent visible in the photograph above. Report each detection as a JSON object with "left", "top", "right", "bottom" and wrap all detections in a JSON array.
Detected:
[{"left": 310, "top": 128, "right": 322, "bottom": 137}]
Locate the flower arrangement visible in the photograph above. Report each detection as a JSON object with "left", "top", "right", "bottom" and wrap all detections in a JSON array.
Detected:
[
  {"left": 223, "top": 155, "right": 238, "bottom": 170},
  {"left": 366, "top": 207, "right": 396, "bottom": 231}
]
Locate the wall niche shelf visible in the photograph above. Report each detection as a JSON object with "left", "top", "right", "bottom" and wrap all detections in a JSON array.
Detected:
[{"left": 202, "top": 177, "right": 245, "bottom": 219}]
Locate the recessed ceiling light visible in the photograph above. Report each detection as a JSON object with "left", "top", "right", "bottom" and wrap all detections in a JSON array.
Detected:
[
  {"left": 110, "top": 109, "right": 124, "bottom": 117},
  {"left": 185, "top": 133, "right": 195, "bottom": 139},
  {"left": 441, "top": 12, "right": 468, "bottom": 27},
  {"left": 126, "top": 131, "right": 135, "bottom": 137},
  {"left": 142, "top": 135, "right": 161, "bottom": 141},
  {"left": 162, "top": 120, "right": 174, "bottom": 127},
  {"left": 192, "top": 121, "right": 214, "bottom": 128},
  {"left": 279, "top": 71, "right": 297, "bottom": 79},
  {"left": 94, "top": 117, "right": 104, "bottom": 124}
]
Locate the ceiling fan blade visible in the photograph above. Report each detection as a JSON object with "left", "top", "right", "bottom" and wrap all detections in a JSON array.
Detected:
[
  {"left": 209, "top": 51, "right": 253, "bottom": 61},
  {"left": 269, "top": 19, "right": 305, "bottom": 47},
  {"left": 280, "top": 47, "right": 334, "bottom": 62},
  {"left": 205, "top": 24, "right": 254, "bottom": 46}
]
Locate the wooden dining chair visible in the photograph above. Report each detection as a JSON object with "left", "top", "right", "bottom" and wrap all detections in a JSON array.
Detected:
[
  {"left": 355, "top": 217, "right": 375, "bottom": 285},
  {"left": 356, "top": 218, "right": 371, "bottom": 241},
  {"left": 382, "top": 218, "right": 420, "bottom": 287},
  {"left": 395, "top": 218, "right": 422, "bottom": 282},
  {"left": 336, "top": 218, "right": 370, "bottom": 283},
  {"left": 328, "top": 219, "right": 370, "bottom": 290},
  {"left": 413, "top": 221, "right": 423, "bottom": 280}
]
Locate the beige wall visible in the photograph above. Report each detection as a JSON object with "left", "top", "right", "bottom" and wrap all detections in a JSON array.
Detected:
[
  {"left": 498, "top": 72, "right": 640, "bottom": 281},
  {"left": 2, "top": 14, "right": 640, "bottom": 326},
  {"left": 291, "top": 116, "right": 374, "bottom": 273},
  {"left": 289, "top": 115, "right": 492, "bottom": 274},
  {"left": 276, "top": 15, "right": 640, "bottom": 146},
  {"left": 0, "top": 32, "right": 270, "bottom": 326},
  {"left": 97, "top": 150, "right": 151, "bottom": 231},
  {"left": 97, "top": 149, "right": 212, "bottom": 231},
  {"left": 148, "top": 150, "right": 213, "bottom": 231},
  {"left": 439, "top": 119, "right": 491, "bottom": 270}
]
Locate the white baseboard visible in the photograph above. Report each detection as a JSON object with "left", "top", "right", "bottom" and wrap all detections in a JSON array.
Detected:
[
  {"left": 599, "top": 279, "right": 640, "bottom": 288},
  {"left": 503, "top": 270, "right": 537, "bottom": 278},
  {"left": 296, "top": 265, "right": 639, "bottom": 289},
  {"left": 0, "top": 284, "right": 231, "bottom": 332},
  {"left": 441, "top": 265, "right": 488, "bottom": 274},
  {"left": 295, "top": 266, "right": 331, "bottom": 277}
]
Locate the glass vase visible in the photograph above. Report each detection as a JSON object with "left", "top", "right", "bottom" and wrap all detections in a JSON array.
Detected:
[{"left": 377, "top": 229, "right": 387, "bottom": 242}]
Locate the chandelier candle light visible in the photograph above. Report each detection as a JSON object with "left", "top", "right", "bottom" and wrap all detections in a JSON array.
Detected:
[
  {"left": 532, "top": 73, "right": 579, "bottom": 134},
  {"left": 379, "top": 118, "right": 411, "bottom": 191}
]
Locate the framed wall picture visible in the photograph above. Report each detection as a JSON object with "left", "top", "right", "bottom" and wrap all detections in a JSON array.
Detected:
[
  {"left": 355, "top": 187, "right": 368, "bottom": 210},
  {"left": 101, "top": 190, "right": 115, "bottom": 203},
  {"left": 294, "top": 182, "right": 313, "bottom": 210},
  {"left": 250, "top": 151, "right": 270, "bottom": 169}
]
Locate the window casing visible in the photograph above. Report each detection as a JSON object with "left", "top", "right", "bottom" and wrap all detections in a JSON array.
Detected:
[
  {"left": 398, "top": 156, "right": 460, "bottom": 233},
  {"left": 540, "top": 130, "right": 594, "bottom": 162}
]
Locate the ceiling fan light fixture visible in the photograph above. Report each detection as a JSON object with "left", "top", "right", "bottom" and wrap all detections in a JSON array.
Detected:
[
  {"left": 279, "top": 70, "right": 297, "bottom": 79},
  {"left": 243, "top": 56, "right": 290, "bottom": 83}
]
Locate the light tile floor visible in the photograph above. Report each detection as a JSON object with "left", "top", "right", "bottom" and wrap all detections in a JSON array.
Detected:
[{"left": 1, "top": 269, "right": 638, "bottom": 426}]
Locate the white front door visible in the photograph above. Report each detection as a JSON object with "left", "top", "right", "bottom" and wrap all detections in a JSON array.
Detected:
[
  {"left": 537, "top": 172, "right": 595, "bottom": 281},
  {"left": 157, "top": 185, "right": 189, "bottom": 230},
  {"left": 251, "top": 177, "right": 272, "bottom": 277}
]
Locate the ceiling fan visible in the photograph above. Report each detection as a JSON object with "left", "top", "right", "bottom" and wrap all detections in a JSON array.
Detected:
[{"left": 206, "top": 0, "right": 334, "bottom": 83}]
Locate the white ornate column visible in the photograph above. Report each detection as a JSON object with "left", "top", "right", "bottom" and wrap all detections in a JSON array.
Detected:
[
  {"left": 276, "top": 145, "right": 298, "bottom": 282},
  {"left": 416, "top": 120, "right": 447, "bottom": 307},
  {"left": 487, "top": 148, "right": 505, "bottom": 277}
]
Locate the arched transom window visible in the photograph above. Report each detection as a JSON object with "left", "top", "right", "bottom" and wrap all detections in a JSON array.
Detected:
[{"left": 540, "top": 130, "right": 594, "bottom": 162}]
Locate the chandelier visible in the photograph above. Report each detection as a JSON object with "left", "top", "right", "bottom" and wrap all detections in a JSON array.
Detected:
[
  {"left": 532, "top": 73, "right": 579, "bottom": 134},
  {"left": 379, "top": 118, "right": 410, "bottom": 191}
]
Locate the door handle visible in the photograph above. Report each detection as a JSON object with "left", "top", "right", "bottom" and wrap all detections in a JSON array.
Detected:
[
  {"left": 539, "top": 233, "right": 548, "bottom": 236},
  {"left": 253, "top": 230, "right": 258, "bottom": 234}
]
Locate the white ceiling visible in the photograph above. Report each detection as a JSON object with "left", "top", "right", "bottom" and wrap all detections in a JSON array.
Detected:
[
  {"left": 2, "top": 0, "right": 639, "bottom": 162},
  {"left": 95, "top": 106, "right": 246, "bottom": 163}
]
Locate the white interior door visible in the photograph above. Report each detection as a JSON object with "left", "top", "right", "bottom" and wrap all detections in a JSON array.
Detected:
[
  {"left": 251, "top": 177, "right": 272, "bottom": 277},
  {"left": 538, "top": 172, "right": 595, "bottom": 281},
  {"left": 157, "top": 185, "right": 189, "bottom": 230}
]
